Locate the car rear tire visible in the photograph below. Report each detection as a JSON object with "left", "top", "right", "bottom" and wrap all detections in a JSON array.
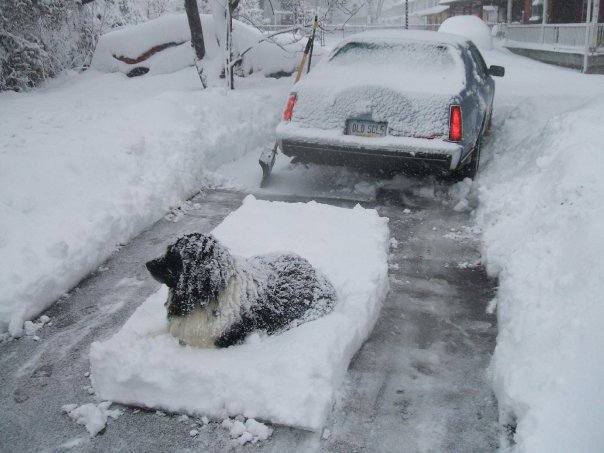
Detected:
[{"left": 454, "top": 133, "right": 482, "bottom": 181}]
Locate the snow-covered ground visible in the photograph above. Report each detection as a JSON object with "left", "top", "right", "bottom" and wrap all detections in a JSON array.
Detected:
[{"left": 1, "top": 28, "right": 604, "bottom": 451}]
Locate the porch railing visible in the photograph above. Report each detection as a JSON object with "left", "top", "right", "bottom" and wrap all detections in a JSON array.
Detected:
[{"left": 505, "top": 23, "right": 604, "bottom": 51}]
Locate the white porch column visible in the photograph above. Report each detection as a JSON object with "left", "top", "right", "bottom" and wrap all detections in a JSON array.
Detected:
[
  {"left": 540, "top": 0, "right": 548, "bottom": 43},
  {"left": 583, "top": 0, "right": 594, "bottom": 73}
]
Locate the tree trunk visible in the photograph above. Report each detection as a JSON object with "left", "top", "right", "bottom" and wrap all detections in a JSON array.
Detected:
[{"left": 184, "top": 0, "right": 207, "bottom": 87}]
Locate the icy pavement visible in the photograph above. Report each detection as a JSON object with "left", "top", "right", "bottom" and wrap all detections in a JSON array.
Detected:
[{"left": 0, "top": 186, "right": 498, "bottom": 452}]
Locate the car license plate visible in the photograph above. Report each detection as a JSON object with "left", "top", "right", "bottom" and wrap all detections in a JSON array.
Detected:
[{"left": 346, "top": 119, "right": 387, "bottom": 137}]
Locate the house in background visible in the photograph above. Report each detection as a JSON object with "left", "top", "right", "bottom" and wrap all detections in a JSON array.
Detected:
[
  {"left": 404, "top": 0, "right": 506, "bottom": 25},
  {"left": 524, "top": 0, "right": 603, "bottom": 23},
  {"left": 505, "top": 0, "right": 604, "bottom": 73}
]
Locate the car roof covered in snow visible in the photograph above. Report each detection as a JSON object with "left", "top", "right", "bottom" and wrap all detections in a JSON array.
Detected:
[
  {"left": 295, "top": 28, "right": 469, "bottom": 98},
  {"left": 336, "top": 29, "right": 471, "bottom": 48}
]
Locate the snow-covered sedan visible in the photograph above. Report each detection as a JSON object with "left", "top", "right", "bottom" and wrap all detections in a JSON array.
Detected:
[{"left": 276, "top": 30, "right": 504, "bottom": 179}]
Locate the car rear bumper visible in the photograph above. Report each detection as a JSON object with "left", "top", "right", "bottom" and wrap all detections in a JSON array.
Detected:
[{"left": 276, "top": 124, "right": 464, "bottom": 173}]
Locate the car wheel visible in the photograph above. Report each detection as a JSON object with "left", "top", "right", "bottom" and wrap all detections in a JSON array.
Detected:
[
  {"left": 485, "top": 110, "right": 493, "bottom": 135},
  {"left": 454, "top": 133, "right": 482, "bottom": 181}
]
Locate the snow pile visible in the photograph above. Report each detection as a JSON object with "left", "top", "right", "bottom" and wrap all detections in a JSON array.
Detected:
[
  {"left": 477, "top": 95, "right": 604, "bottom": 452},
  {"left": 439, "top": 15, "right": 493, "bottom": 50},
  {"left": 221, "top": 417, "right": 273, "bottom": 445},
  {"left": 0, "top": 69, "right": 287, "bottom": 336},
  {"left": 90, "top": 196, "right": 390, "bottom": 430},
  {"left": 62, "top": 401, "right": 122, "bottom": 437}
]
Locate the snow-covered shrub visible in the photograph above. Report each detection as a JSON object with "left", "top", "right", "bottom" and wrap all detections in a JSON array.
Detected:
[
  {"left": 234, "top": 0, "right": 263, "bottom": 27},
  {"left": 0, "top": 0, "right": 88, "bottom": 91},
  {"left": 0, "top": 0, "right": 185, "bottom": 91},
  {"left": 0, "top": 33, "right": 49, "bottom": 91}
]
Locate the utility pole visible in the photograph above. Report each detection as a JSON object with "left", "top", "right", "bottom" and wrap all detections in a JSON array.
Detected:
[
  {"left": 507, "top": 0, "right": 512, "bottom": 23},
  {"left": 405, "top": 0, "right": 408, "bottom": 29}
]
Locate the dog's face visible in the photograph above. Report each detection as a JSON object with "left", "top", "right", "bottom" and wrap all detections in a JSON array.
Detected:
[{"left": 146, "top": 233, "right": 233, "bottom": 317}]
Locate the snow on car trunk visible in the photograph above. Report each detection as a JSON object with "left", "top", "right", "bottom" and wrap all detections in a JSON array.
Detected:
[
  {"left": 289, "top": 37, "right": 465, "bottom": 138},
  {"left": 89, "top": 196, "right": 390, "bottom": 431}
]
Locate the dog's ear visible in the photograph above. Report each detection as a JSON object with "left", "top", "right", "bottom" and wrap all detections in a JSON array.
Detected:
[{"left": 146, "top": 250, "right": 182, "bottom": 288}]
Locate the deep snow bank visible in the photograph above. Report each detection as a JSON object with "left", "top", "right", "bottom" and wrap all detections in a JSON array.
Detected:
[
  {"left": 477, "top": 94, "right": 604, "bottom": 452},
  {"left": 0, "top": 70, "right": 287, "bottom": 336},
  {"left": 90, "top": 196, "right": 390, "bottom": 430}
]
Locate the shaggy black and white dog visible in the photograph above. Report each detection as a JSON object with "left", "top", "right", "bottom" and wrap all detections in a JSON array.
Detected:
[{"left": 146, "top": 233, "right": 337, "bottom": 348}]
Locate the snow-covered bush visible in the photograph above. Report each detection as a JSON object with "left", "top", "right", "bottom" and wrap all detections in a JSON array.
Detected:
[
  {"left": 0, "top": 0, "right": 89, "bottom": 91},
  {"left": 0, "top": 0, "right": 185, "bottom": 91},
  {"left": 234, "top": 0, "right": 264, "bottom": 27}
]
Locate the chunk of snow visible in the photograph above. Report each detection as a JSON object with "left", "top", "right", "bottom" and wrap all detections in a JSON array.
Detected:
[
  {"left": 245, "top": 418, "right": 272, "bottom": 441},
  {"left": 90, "top": 197, "right": 389, "bottom": 430},
  {"left": 23, "top": 315, "right": 51, "bottom": 337},
  {"left": 229, "top": 420, "right": 247, "bottom": 438},
  {"left": 62, "top": 402, "right": 122, "bottom": 437},
  {"left": 222, "top": 417, "right": 272, "bottom": 445}
]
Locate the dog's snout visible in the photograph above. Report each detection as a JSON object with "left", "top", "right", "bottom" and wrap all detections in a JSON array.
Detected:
[{"left": 146, "top": 257, "right": 177, "bottom": 287}]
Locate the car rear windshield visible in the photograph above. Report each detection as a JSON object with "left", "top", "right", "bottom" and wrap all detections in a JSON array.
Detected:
[{"left": 329, "top": 41, "right": 457, "bottom": 72}]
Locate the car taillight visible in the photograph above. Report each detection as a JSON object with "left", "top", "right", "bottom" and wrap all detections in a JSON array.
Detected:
[
  {"left": 449, "top": 105, "right": 462, "bottom": 142},
  {"left": 283, "top": 93, "right": 297, "bottom": 121}
]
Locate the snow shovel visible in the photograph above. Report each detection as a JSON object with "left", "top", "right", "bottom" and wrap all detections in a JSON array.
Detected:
[{"left": 259, "top": 16, "right": 319, "bottom": 188}]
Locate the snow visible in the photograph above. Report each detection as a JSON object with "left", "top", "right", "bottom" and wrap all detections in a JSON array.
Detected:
[
  {"left": 439, "top": 15, "right": 493, "bottom": 50},
  {"left": 91, "top": 13, "right": 309, "bottom": 78},
  {"left": 0, "top": 70, "right": 287, "bottom": 337},
  {"left": 89, "top": 196, "right": 389, "bottom": 431},
  {"left": 475, "top": 47, "right": 604, "bottom": 452},
  {"left": 62, "top": 401, "right": 122, "bottom": 437},
  {"left": 2, "top": 22, "right": 604, "bottom": 452},
  {"left": 222, "top": 417, "right": 273, "bottom": 444},
  {"left": 275, "top": 31, "right": 468, "bottom": 166}
]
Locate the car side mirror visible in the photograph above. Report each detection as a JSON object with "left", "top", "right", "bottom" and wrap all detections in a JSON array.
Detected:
[{"left": 489, "top": 65, "right": 505, "bottom": 77}]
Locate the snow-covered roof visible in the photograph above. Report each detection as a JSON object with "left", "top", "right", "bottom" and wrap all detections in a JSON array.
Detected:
[{"left": 411, "top": 5, "right": 450, "bottom": 17}]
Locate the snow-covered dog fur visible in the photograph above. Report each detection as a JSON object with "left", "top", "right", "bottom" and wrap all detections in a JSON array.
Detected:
[{"left": 146, "top": 233, "right": 337, "bottom": 348}]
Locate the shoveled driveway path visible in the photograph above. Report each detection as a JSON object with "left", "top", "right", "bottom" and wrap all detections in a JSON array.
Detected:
[{"left": 0, "top": 186, "right": 499, "bottom": 452}]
